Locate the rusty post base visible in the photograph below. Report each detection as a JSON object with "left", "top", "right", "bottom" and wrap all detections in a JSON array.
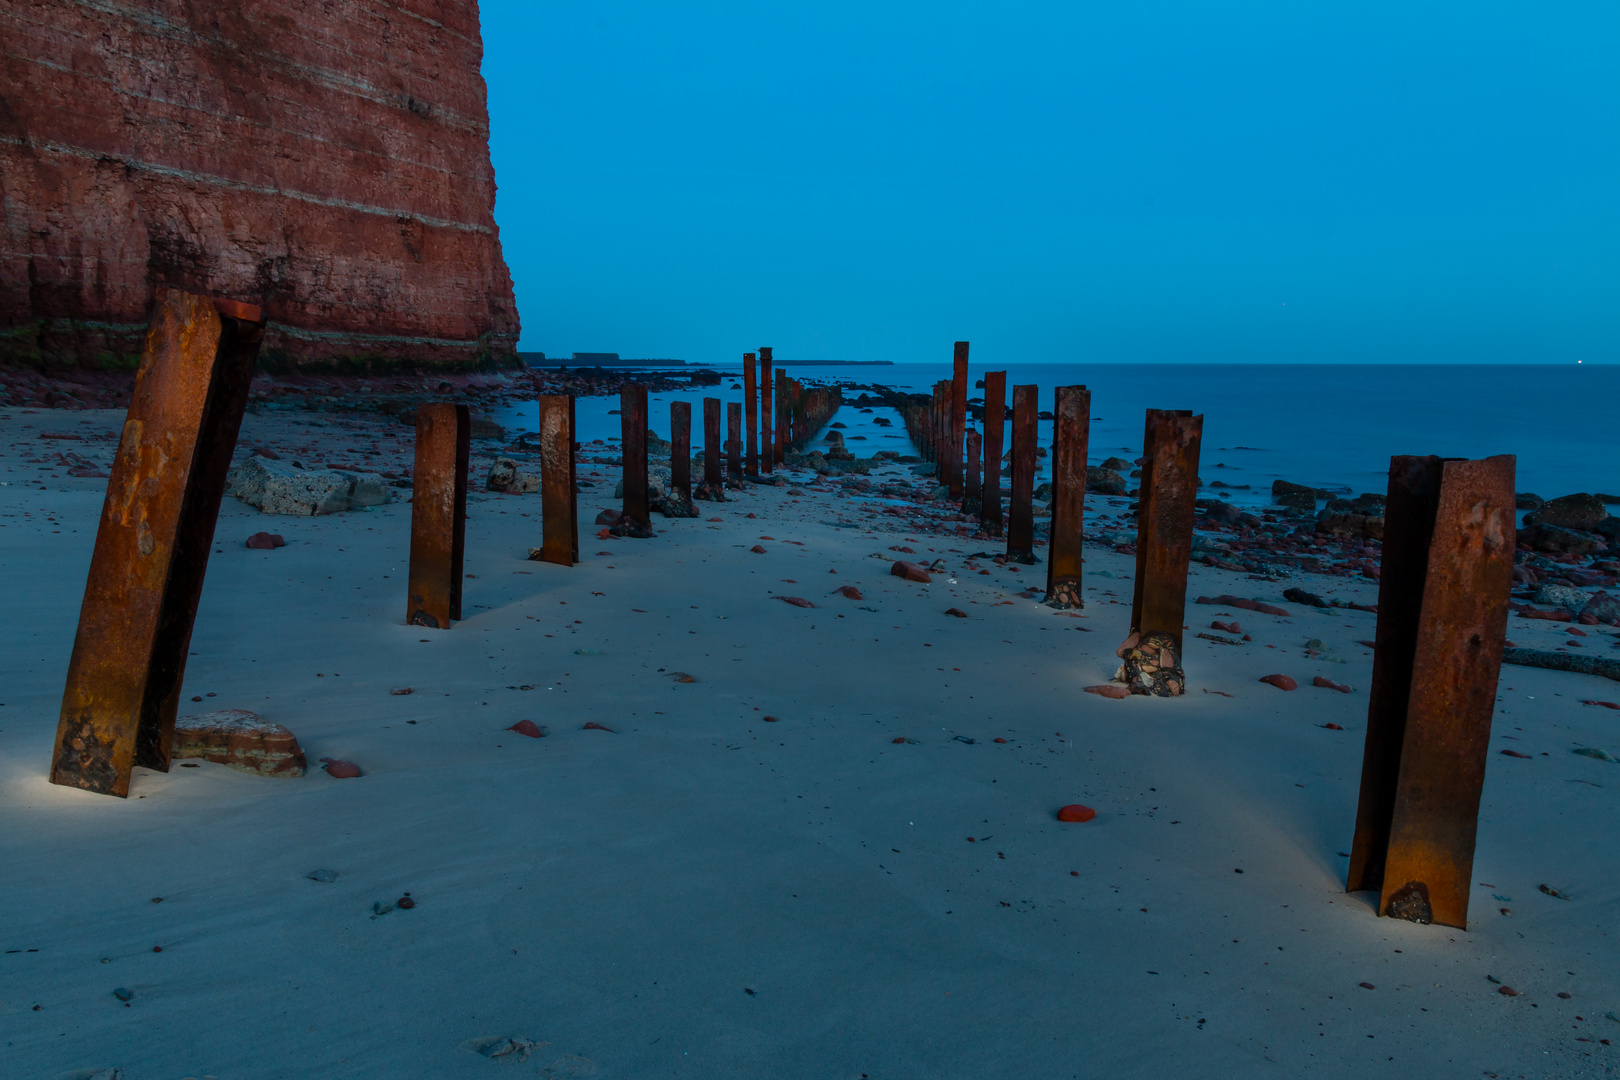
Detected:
[
  {"left": 1347, "top": 454, "right": 1515, "bottom": 930},
  {"left": 1115, "top": 630, "right": 1186, "bottom": 696},
  {"left": 406, "top": 403, "right": 471, "bottom": 628},
  {"left": 656, "top": 493, "right": 699, "bottom": 518},
  {"left": 50, "top": 288, "right": 265, "bottom": 798},
  {"left": 1044, "top": 577, "right": 1083, "bottom": 609}
]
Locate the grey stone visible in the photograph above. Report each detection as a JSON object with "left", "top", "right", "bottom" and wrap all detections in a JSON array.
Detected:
[
  {"left": 227, "top": 455, "right": 391, "bottom": 515},
  {"left": 1533, "top": 583, "right": 1588, "bottom": 612},
  {"left": 1086, "top": 466, "right": 1126, "bottom": 495},
  {"left": 487, "top": 457, "right": 540, "bottom": 494},
  {"left": 1580, "top": 591, "right": 1620, "bottom": 624},
  {"left": 614, "top": 464, "right": 671, "bottom": 500},
  {"left": 1526, "top": 493, "right": 1608, "bottom": 531}
]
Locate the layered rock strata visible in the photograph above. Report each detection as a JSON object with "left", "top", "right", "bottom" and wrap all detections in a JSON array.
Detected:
[{"left": 1, "top": 0, "right": 518, "bottom": 371}]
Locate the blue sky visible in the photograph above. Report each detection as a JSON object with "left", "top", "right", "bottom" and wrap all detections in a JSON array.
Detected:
[{"left": 481, "top": 2, "right": 1618, "bottom": 364}]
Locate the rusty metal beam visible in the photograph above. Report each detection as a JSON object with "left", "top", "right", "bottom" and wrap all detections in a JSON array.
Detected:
[
  {"left": 1044, "top": 385, "right": 1090, "bottom": 608},
  {"left": 1348, "top": 454, "right": 1515, "bottom": 930},
  {"left": 948, "top": 341, "right": 968, "bottom": 497},
  {"left": 614, "top": 384, "right": 654, "bottom": 537},
  {"left": 50, "top": 288, "right": 265, "bottom": 798},
  {"left": 1128, "top": 410, "right": 1203, "bottom": 654},
  {"left": 698, "top": 396, "right": 724, "bottom": 500},
  {"left": 962, "top": 427, "right": 982, "bottom": 516},
  {"left": 671, "top": 400, "right": 692, "bottom": 501},
  {"left": 727, "top": 400, "right": 743, "bottom": 482},
  {"left": 980, "top": 371, "right": 1006, "bottom": 537},
  {"left": 759, "top": 347, "right": 774, "bottom": 474},
  {"left": 1007, "top": 385, "right": 1039, "bottom": 562},
  {"left": 775, "top": 369, "right": 788, "bottom": 465},
  {"left": 536, "top": 394, "right": 578, "bottom": 565},
  {"left": 743, "top": 352, "right": 758, "bottom": 476},
  {"left": 406, "top": 403, "right": 471, "bottom": 629}
]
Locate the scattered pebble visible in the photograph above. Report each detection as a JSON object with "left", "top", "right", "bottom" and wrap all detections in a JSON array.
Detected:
[
  {"left": 1259, "top": 674, "right": 1297, "bottom": 691},
  {"left": 1057, "top": 804, "right": 1096, "bottom": 823},
  {"left": 1312, "top": 676, "right": 1352, "bottom": 693},
  {"left": 833, "top": 585, "right": 863, "bottom": 600},
  {"left": 1084, "top": 684, "right": 1130, "bottom": 699},
  {"left": 507, "top": 720, "right": 547, "bottom": 738},
  {"left": 111, "top": 987, "right": 132, "bottom": 1002},
  {"left": 583, "top": 722, "right": 616, "bottom": 733},
  {"left": 320, "top": 757, "right": 361, "bottom": 778},
  {"left": 390, "top": 687, "right": 414, "bottom": 696},
  {"left": 307, "top": 869, "right": 338, "bottom": 883},
  {"left": 750, "top": 544, "right": 767, "bottom": 554},
  {"left": 245, "top": 532, "right": 286, "bottom": 550},
  {"left": 945, "top": 607, "right": 968, "bottom": 618}
]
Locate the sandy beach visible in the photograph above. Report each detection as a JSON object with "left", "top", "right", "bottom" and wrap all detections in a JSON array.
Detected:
[{"left": 3, "top": 399, "right": 1619, "bottom": 1079}]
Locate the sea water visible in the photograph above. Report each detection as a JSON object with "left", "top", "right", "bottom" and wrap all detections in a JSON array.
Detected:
[{"left": 498, "top": 364, "right": 1618, "bottom": 510}]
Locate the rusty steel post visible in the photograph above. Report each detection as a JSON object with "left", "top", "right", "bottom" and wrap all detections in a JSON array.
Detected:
[
  {"left": 698, "top": 396, "right": 724, "bottom": 500},
  {"left": 536, "top": 394, "right": 578, "bottom": 565},
  {"left": 1128, "top": 410, "right": 1203, "bottom": 652},
  {"left": 759, "top": 347, "right": 774, "bottom": 474},
  {"left": 670, "top": 399, "right": 693, "bottom": 499},
  {"left": 962, "top": 428, "right": 982, "bottom": 516},
  {"left": 948, "top": 341, "right": 968, "bottom": 497},
  {"left": 727, "top": 400, "right": 743, "bottom": 482},
  {"left": 1044, "top": 385, "right": 1091, "bottom": 608},
  {"left": 1347, "top": 455, "right": 1515, "bottom": 930},
  {"left": 1006, "top": 384, "right": 1039, "bottom": 563},
  {"left": 50, "top": 288, "right": 265, "bottom": 797},
  {"left": 743, "top": 352, "right": 759, "bottom": 476},
  {"left": 405, "top": 403, "right": 471, "bottom": 629},
  {"left": 775, "top": 369, "right": 788, "bottom": 465},
  {"left": 614, "top": 384, "right": 654, "bottom": 537},
  {"left": 980, "top": 371, "right": 1006, "bottom": 537}
]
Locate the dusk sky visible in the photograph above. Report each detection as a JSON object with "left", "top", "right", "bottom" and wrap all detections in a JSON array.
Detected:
[{"left": 482, "top": 2, "right": 1618, "bottom": 365}]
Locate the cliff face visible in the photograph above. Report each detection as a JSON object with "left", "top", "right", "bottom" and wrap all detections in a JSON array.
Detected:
[{"left": 0, "top": 0, "right": 519, "bottom": 371}]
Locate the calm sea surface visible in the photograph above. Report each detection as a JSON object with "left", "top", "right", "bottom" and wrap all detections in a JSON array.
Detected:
[{"left": 499, "top": 364, "right": 1618, "bottom": 510}]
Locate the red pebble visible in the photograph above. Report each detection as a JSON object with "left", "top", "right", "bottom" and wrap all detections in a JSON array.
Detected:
[
  {"left": 1498, "top": 985, "right": 1520, "bottom": 996},
  {"left": 319, "top": 757, "right": 361, "bottom": 778},
  {"left": 396, "top": 894, "right": 415, "bottom": 909},
  {"left": 1057, "top": 804, "right": 1096, "bottom": 823},
  {"left": 1359, "top": 982, "right": 1375, "bottom": 990},
  {"left": 777, "top": 596, "right": 814, "bottom": 608},
  {"left": 763, "top": 715, "right": 779, "bottom": 722},
  {"left": 507, "top": 720, "right": 546, "bottom": 738},
  {"left": 746, "top": 512, "right": 757, "bottom": 518},
  {"left": 1259, "top": 674, "right": 1298, "bottom": 691},
  {"left": 1499, "top": 749, "right": 1531, "bottom": 758},
  {"left": 892, "top": 737, "right": 907, "bottom": 743},
  {"left": 994, "top": 737, "right": 1008, "bottom": 743},
  {"left": 245, "top": 532, "right": 285, "bottom": 550},
  {"left": 889, "top": 545, "right": 915, "bottom": 553},
  {"left": 751, "top": 544, "right": 768, "bottom": 554},
  {"left": 1084, "top": 684, "right": 1130, "bottom": 699},
  {"left": 583, "top": 722, "right": 616, "bottom": 733},
  {"left": 1321, "top": 722, "right": 1344, "bottom": 730},
  {"left": 945, "top": 607, "right": 967, "bottom": 618},
  {"left": 834, "top": 586, "right": 864, "bottom": 600},
  {"left": 891, "top": 559, "right": 931, "bottom": 583},
  {"left": 759, "top": 535, "right": 775, "bottom": 540},
  {"left": 597, "top": 528, "right": 612, "bottom": 540},
  {"left": 1211, "top": 620, "right": 1241, "bottom": 633},
  {"left": 1582, "top": 700, "right": 1620, "bottom": 710},
  {"left": 707, "top": 517, "right": 722, "bottom": 522},
  {"left": 1312, "top": 676, "right": 1352, "bottom": 694}
]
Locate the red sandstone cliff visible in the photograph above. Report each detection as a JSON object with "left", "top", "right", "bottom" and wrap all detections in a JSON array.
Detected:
[{"left": 0, "top": 0, "right": 519, "bottom": 371}]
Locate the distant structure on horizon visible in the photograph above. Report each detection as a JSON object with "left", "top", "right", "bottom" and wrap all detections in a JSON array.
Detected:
[{"left": 0, "top": 0, "right": 518, "bottom": 372}]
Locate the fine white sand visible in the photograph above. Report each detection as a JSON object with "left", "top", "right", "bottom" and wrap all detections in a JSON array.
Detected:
[{"left": 2, "top": 403, "right": 1618, "bottom": 1079}]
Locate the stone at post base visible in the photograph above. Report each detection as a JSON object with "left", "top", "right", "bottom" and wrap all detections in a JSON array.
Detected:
[
  {"left": 693, "top": 482, "right": 726, "bottom": 502},
  {"left": 655, "top": 493, "right": 699, "bottom": 518},
  {"left": 960, "top": 495, "right": 981, "bottom": 517},
  {"left": 486, "top": 458, "right": 540, "bottom": 494},
  {"left": 1008, "top": 550, "right": 1040, "bottom": 566},
  {"left": 1044, "top": 578, "right": 1083, "bottom": 610},
  {"left": 609, "top": 519, "right": 655, "bottom": 539},
  {"left": 173, "top": 710, "right": 307, "bottom": 777},
  {"left": 1114, "top": 631, "right": 1185, "bottom": 697}
]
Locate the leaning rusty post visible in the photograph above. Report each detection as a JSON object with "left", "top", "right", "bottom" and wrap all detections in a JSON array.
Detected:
[
  {"left": 698, "top": 396, "right": 725, "bottom": 500},
  {"left": 948, "top": 341, "right": 969, "bottom": 497},
  {"left": 962, "top": 428, "right": 982, "bottom": 516},
  {"left": 405, "top": 403, "right": 471, "bottom": 629},
  {"left": 535, "top": 394, "right": 578, "bottom": 565},
  {"left": 1347, "top": 455, "right": 1515, "bottom": 930},
  {"left": 760, "top": 347, "right": 774, "bottom": 474},
  {"left": 50, "top": 289, "right": 265, "bottom": 797},
  {"left": 1006, "top": 384, "right": 1039, "bottom": 563},
  {"left": 1043, "top": 385, "right": 1091, "bottom": 608},
  {"left": 743, "top": 352, "right": 759, "bottom": 475},
  {"left": 1117, "top": 409, "right": 1203, "bottom": 697},
  {"left": 726, "top": 400, "right": 743, "bottom": 482},
  {"left": 980, "top": 371, "right": 1007, "bottom": 537},
  {"left": 613, "top": 384, "right": 654, "bottom": 537}
]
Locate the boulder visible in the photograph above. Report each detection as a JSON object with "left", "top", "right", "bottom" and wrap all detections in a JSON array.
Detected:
[
  {"left": 614, "top": 464, "right": 672, "bottom": 500},
  {"left": 1272, "top": 479, "right": 1315, "bottom": 498},
  {"left": 227, "top": 456, "right": 391, "bottom": 515},
  {"left": 1516, "top": 492, "right": 1545, "bottom": 510},
  {"left": 1086, "top": 466, "right": 1126, "bottom": 495},
  {"left": 469, "top": 417, "right": 506, "bottom": 441},
  {"left": 1580, "top": 591, "right": 1620, "bottom": 624},
  {"left": 891, "top": 559, "right": 932, "bottom": 583},
  {"left": 173, "top": 709, "right": 306, "bottom": 777},
  {"left": 1202, "top": 501, "right": 1242, "bottom": 524},
  {"left": 1316, "top": 510, "right": 1385, "bottom": 540},
  {"left": 1101, "top": 457, "right": 1132, "bottom": 471},
  {"left": 1527, "top": 494, "right": 1609, "bottom": 532},
  {"left": 487, "top": 457, "right": 540, "bottom": 494},
  {"left": 1520, "top": 523, "right": 1605, "bottom": 556}
]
